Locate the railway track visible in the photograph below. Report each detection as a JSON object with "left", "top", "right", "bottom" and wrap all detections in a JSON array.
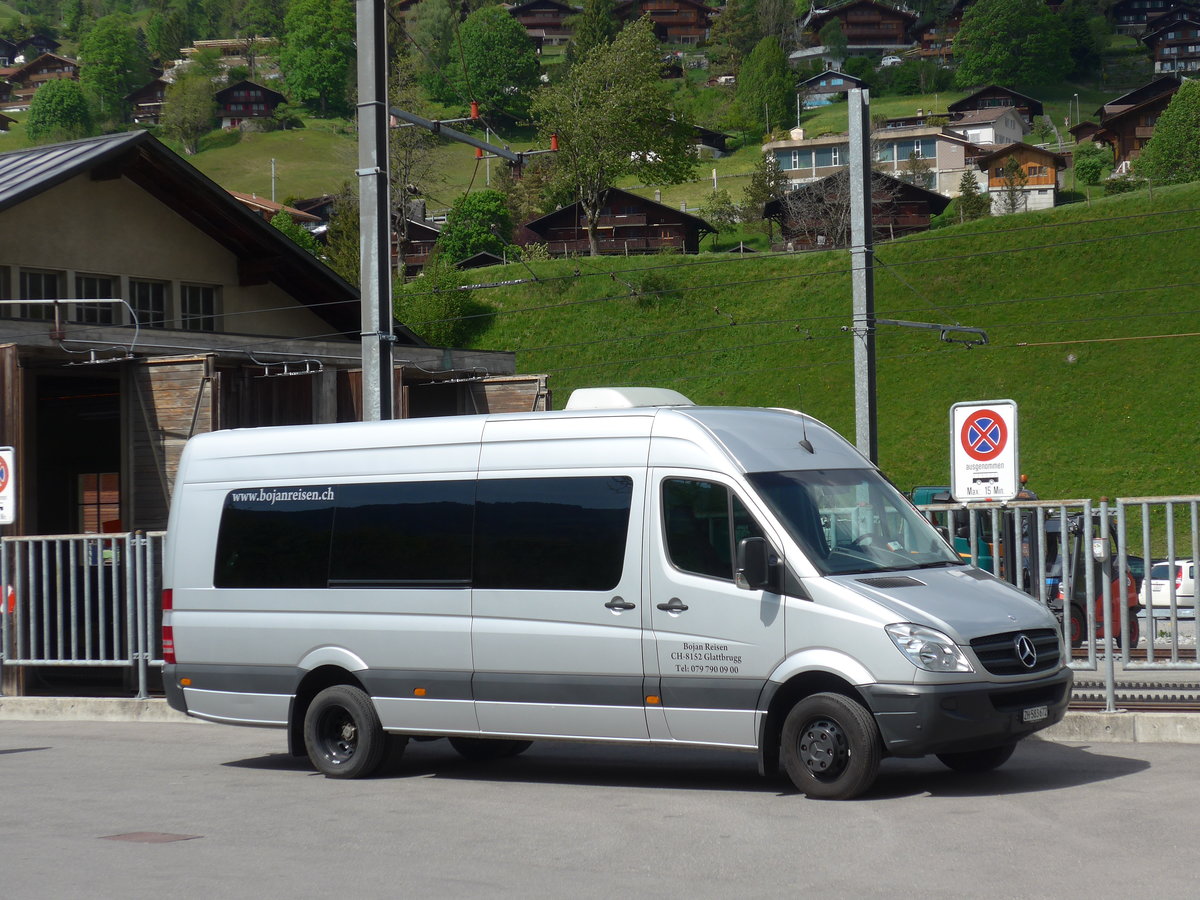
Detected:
[{"left": 1070, "top": 676, "right": 1200, "bottom": 711}]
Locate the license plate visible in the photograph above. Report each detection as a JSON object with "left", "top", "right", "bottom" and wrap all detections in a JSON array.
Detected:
[{"left": 1022, "top": 705, "right": 1049, "bottom": 723}]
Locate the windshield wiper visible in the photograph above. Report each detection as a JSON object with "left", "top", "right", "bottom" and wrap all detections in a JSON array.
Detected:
[{"left": 914, "top": 560, "right": 966, "bottom": 569}]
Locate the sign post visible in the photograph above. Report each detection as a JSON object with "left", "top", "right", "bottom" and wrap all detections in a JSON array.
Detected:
[
  {"left": 0, "top": 447, "right": 13, "bottom": 525},
  {"left": 950, "top": 401, "right": 1019, "bottom": 502}
]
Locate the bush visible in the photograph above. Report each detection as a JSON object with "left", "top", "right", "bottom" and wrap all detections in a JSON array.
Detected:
[{"left": 1104, "top": 174, "right": 1144, "bottom": 195}]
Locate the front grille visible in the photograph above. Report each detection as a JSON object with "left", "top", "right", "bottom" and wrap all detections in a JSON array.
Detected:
[
  {"left": 970, "top": 628, "right": 1061, "bottom": 676},
  {"left": 857, "top": 575, "right": 926, "bottom": 588}
]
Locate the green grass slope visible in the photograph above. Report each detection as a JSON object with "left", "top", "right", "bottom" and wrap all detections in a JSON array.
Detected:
[{"left": 445, "top": 184, "right": 1200, "bottom": 501}]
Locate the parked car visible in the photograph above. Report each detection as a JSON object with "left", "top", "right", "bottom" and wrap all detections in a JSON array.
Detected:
[
  {"left": 880, "top": 55, "right": 903, "bottom": 67},
  {"left": 1148, "top": 559, "right": 1196, "bottom": 614}
]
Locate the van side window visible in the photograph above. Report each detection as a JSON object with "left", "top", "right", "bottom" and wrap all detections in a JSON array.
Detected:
[
  {"left": 329, "top": 481, "right": 474, "bottom": 586},
  {"left": 215, "top": 487, "right": 336, "bottom": 588},
  {"left": 663, "top": 479, "right": 764, "bottom": 580},
  {"left": 474, "top": 476, "right": 633, "bottom": 591}
]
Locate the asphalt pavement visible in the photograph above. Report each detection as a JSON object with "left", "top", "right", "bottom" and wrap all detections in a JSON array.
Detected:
[{"left": 1, "top": 719, "right": 1197, "bottom": 898}]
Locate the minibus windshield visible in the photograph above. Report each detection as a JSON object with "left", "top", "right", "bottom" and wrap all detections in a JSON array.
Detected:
[{"left": 748, "top": 469, "right": 963, "bottom": 576}]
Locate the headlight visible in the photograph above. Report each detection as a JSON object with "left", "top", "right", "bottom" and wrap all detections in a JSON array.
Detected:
[{"left": 886, "top": 623, "right": 974, "bottom": 673}]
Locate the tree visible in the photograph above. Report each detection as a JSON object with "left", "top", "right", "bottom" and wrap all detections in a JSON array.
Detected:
[
  {"left": 900, "top": 150, "right": 934, "bottom": 189},
  {"left": 390, "top": 53, "right": 444, "bottom": 274},
  {"left": 279, "top": 0, "right": 354, "bottom": 116},
  {"left": 493, "top": 154, "right": 562, "bottom": 229},
  {"left": 25, "top": 78, "right": 93, "bottom": 144},
  {"left": 706, "top": 0, "right": 761, "bottom": 68},
  {"left": 405, "top": 0, "right": 456, "bottom": 99},
  {"left": 997, "top": 155, "right": 1028, "bottom": 214},
  {"left": 699, "top": 189, "right": 740, "bottom": 247},
  {"left": 448, "top": 5, "right": 541, "bottom": 122},
  {"left": 567, "top": 0, "right": 621, "bottom": 63},
  {"left": 530, "top": 16, "right": 696, "bottom": 256},
  {"left": 394, "top": 253, "right": 469, "bottom": 348},
  {"left": 1073, "top": 142, "right": 1111, "bottom": 187},
  {"left": 162, "top": 70, "right": 215, "bottom": 155},
  {"left": 323, "top": 183, "right": 360, "bottom": 286},
  {"left": 955, "top": 0, "right": 1071, "bottom": 88},
  {"left": 777, "top": 171, "right": 898, "bottom": 249},
  {"left": 1059, "top": 0, "right": 1108, "bottom": 77},
  {"left": 741, "top": 151, "right": 788, "bottom": 241},
  {"left": 736, "top": 36, "right": 794, "bottom": 136},
  {"left": 1134, "top": 79, "right": 1200, "bottom": 186},
  {"left": 435, "top": 189, "right": 513, "bottom": 264},
  {"left": 270, "top": 210, "right": 322, "bottom": 256},
  {"left": 955, "top": 170, "right": 991, "bottom": 222},
  {"left": 818, "top": 19, "right": 848, "bottom": 67},
  {"left": 78, "top": 12, "right": 151, "bottom": 122}
]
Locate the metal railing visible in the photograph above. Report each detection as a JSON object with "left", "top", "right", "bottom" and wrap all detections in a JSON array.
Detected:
[{"left": 0, "top": 532, "right": 165, "bottom": 699}]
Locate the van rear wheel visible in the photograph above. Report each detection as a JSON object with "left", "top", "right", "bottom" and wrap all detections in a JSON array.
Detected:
[
  {"left": 781, "top": 693, "right": 881, "bottom": 800},
  {"left": 304, "top": 685, "right": 387, "bottom": 779},
  {"left": 448, "top": 737, "right": 533, "bottom": 761}
]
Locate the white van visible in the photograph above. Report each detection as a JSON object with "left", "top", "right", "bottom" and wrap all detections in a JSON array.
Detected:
[{"left": 162, "top": 389, "right": 1071, "bottom": 799}]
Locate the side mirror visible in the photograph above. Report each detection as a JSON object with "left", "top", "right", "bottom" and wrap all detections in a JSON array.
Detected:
[{"left": 736, "top": 537, "right": 773, "bottom": 591}]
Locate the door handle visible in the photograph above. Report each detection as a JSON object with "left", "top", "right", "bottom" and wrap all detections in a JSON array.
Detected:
[
  {"left": 656, "top": 597, "right": 689, "bottom": 612},
  {"left": 605, "top": 596, "right": 636, "bottom": 610}
]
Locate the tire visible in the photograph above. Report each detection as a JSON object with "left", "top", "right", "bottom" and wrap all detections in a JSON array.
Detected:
[
  {"left": 448, "top": 737, "right": 533, "bottom": 761},
  {"left": 1068, "top": 604, "right": 1085, "bottom": 648},
  {"left": 1114, "top": 616, "right": 1140, "bottom": 649},
  {"left": 780, "top": 693, "right": 881, "bottom": 800},
  {"left": 303, "top": 685, "right": 388, "bottom": 779},
  {"left": 936, "top": 743, "right": 1016, "bottom": 773}
]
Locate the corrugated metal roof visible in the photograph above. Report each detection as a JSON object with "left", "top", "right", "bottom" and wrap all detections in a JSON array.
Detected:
[{"left": 0, "top": 130, "right": 145, "bottom": 213}]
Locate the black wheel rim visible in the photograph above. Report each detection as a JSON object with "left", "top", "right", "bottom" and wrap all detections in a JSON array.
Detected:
[
  {"left": 799, "top": 716, "right": 850, "bottom": 781},
  {"left": 316, "top": 706, "right": 357, "bottom": 765}
]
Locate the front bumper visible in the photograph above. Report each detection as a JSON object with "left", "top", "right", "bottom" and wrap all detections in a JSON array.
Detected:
[{"left": 861, "top": 666, "right": 1073, "bottom": 757}]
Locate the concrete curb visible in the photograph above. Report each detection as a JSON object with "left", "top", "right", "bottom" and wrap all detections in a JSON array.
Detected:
[
  {"left": 1, "top": 699, "right": 1199, "bottom": 744},
  {"left": 0, "top": 697, "right": 195, "bottom": 723}
]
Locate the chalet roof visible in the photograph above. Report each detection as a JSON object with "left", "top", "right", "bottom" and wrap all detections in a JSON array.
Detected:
[
  {"left": 1094, "top": 75, "right": 1181, "bottom": 119},
  {"left": 214, "top": 79, "right": 286, "bottom": 103},
  {"left": 971, "top": 142, "right": 1067, "bottom": 167},
  {"left": 403, "top": 218, "right": 441, "bottom": 241},
  {"left": 763, "top": 170, "right": 951, "bottom": 218},
  {"left": 0, "top": 131, "right": 422, "bottom": 345},
  {"left": 456, "top": 251, "right": 506, "bottom": 269},
  {"left": 16, "top": 34, "right": 61, "bottom": 52},
  {"left": 522, "top": 186, "right": 715, "bottom": 235},
  {"left": 228, "top": 189, "right": 321, "bottom": 223},
  {"left": 0, "top": 112, "right": 14, "bottom": 128},
  {"left": 1142, "top": 14, "right": 1200, "bottom": 44},
  {"left": 951, "top": 107, "right": 1022, "bottom": 126},
  {"left": 6, "top": 52, "right": 78, "bottom": 82},
  {"left": 809, "top": 0, "right": 918, "bottom": 24},
  {"left": 614, "top": 0, "right": 717, "bottom": 14},
  {"left": 125, "top": 77, "right": 168, "bottom": 103},
  {"left": 507, "top": 0, "right": 581, "bottom": 13},
  {"left": 799, "top": 69, "right": 868, "bottom": 88},
  {"left": 947, "top": 85, "right": 1044, "bottom": 117}
]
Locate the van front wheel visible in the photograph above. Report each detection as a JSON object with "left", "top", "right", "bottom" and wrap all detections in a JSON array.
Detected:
[
  {"left": 781, "top": 693, "right": 881, "bottom": 800},
  {"left": 304, "top": 685, "right": 387, "bottom": 779}
]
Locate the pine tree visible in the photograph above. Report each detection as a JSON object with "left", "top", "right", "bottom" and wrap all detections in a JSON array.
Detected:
[{"left": 956, "top": 170, "right": 991, "bottom": 222}]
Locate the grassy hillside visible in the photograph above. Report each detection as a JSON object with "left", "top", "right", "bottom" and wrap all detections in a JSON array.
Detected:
[{"left": 442, "top": 183, "right": 1200, "bottom": 501}]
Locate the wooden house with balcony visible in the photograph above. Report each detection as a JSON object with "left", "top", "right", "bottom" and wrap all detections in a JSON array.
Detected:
[
  {"left": 1141, "top": 10, "right": 1200, "bottom": 74},
  {"left": 913, "top": 0, "right": 965, "bottom": 63},
  {"left": 214, "top": 80, "right": 285, "bottom": 129},
  {"left": 521, "top": 187, "right": 714, "bottom": 255},
  {"left": 614, "top": 0, "right": 717, "bottom": 44},
  {"left": 2, "top": 52, "right": 79, "bottom": 110},
  {"left": 799, "top": 69, "right": 867, "bottom": 107},
  {"left": 807, "top": 1, "right": 918, "bottom": 53},
  {"left": 508, "top": 0, "right": 581, "bottom": 49},
  {"left": 1085, "top": 75, "right": 1181, "bottom": 171},
  {"left": 398, "top": 218, "right": 442, "bottom": 276},
  {"left": 15, "top": 34, "right": 61, "bottom": 60},
  {"left": 126, "top": 77, "right": 169, "bottom": 125},
  {"left": 972, "top": 143, "right": 1066, "bottom": 213},
  {"left": 763, "top": 171, "right": 950, "bottom": 250},
  {"left": 1110, "top": 0, "right": 1178, "bottom": 33}
]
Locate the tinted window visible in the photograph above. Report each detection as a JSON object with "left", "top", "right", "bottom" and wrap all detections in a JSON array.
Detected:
[
  {"left": 663, "top": 479, "right": 764, "bottom": 580},
  {"left": 215, "top": 486, "right": 336, "bottom": 588},
  {"left": 474, "top": 476, "right": 633, "bottom": 591},
  {"left": 329, "top": 481, "right": 473, "bottom": 586}
]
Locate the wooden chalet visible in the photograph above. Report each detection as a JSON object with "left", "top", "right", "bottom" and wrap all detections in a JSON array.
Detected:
[
  {"left": 1140, "top": 9, "right": 1200, "bottom": 74},
  {"left": 15, "top": 34, "right": 61, "bottom": 59},
  {"left": 0, "top": 38, "right": 16, "bottom": 67},
  {"left": 0, "top": 131, "right": 538, "bottom": 540},
  {"left": 799, "top": 69, "right": 867, "bottom": 107},
  {"left": 947, "top": 86, "right": 1044, "bottom": 126},
  {"left": 399, "top": 218, "right": 442, "bottom": 276},
  {"left": 807, "top": 1, "right": 918, "bottom": 52},
  {"left": 126, "top": 77, "right": 169, "bottom": 125},
  {"left": 521, "top": 187, "right": 714, "bottom": 255},
  {"left": 1086, "top": 75, "right": 1181, "bottom": 171},
  {"left": 2, "top": 52, "right": 79, "bottom": 111},
  {"left": 1110, "top": 0, "right": 1177, "bottom": 33},
  {"left": 180, "top": 37, "right": 278, "bottom": 68},
  {"left": 614, "top": 0, "right": 717, "bottom": 44},
  {"left": 763, "top": 171, "right": 950, "bottom": 250},
  {"left": 227, "top": 190, "right": 321, "bottom": 227},
  {"left": 693, "top": 124, "right": 730, "bottom": 156},
  {"left": 0, "top": 111, "right": 14, "bottom": 132},
  {"left": 913, "top": 0, "right": 965, "bottom": 63},
  {"left": 508, "top": 0, "right": 580, "bottom": 49},
  {"left": 214, "top": 80, "right": 285, "bottom": 129},
  {"left": 972, "top": 143, "right": 1066, "bottom": 213}
]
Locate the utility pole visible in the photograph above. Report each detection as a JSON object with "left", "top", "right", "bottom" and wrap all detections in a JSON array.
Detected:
[
  {"left": 848, "top": 89, "right": 877, "bottom": 463},
  {"left": 356, "top": 0, "right": 394, "bottom": 421}
]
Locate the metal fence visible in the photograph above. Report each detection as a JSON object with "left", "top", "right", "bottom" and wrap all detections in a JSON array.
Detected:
[
  {"left": 917, "top": 496, "right": 1200, "bottom": 711},
  {"left": 0, "top": 532, "right": 165, "bottom": 699},
  {"left": 2, "top": 499, "right": 1199, "bottom": 707}
]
